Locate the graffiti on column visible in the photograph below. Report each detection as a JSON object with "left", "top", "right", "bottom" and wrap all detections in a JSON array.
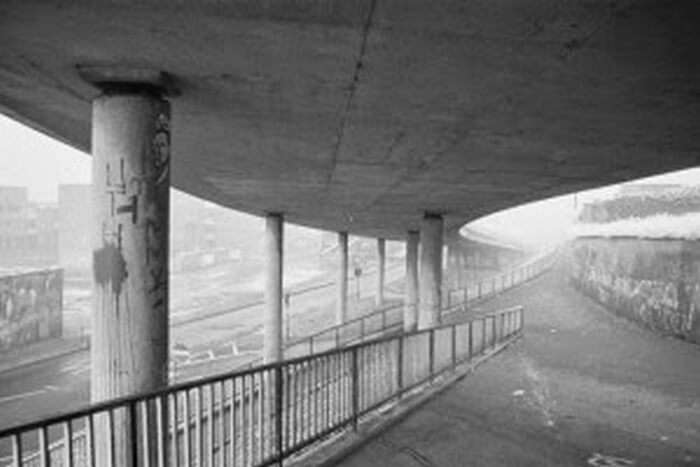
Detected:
[
  {"left": 93, "top": 105, "right": 170, "bottom": 316},
  {"left": 0, "top": 269, "right": 63, "bottom": 351},
  {"left": 145, "top": 111, "right": 170, "bottom": 313}
]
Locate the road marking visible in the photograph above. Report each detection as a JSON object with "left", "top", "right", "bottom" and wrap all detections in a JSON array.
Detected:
[
  {"left": 0, "top": 389, "right": 46, "bottom": 405},
  {"left": 587, "top": 453, "right": 635, "bottom": 466}
]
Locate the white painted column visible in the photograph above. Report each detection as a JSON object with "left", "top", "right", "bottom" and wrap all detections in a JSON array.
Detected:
[
  {"left": 336, "top": 231, "right": 349, "bottom": 324},
  {"left": 404, "top": 231, "right": 419, "bottom": 332},
  {"left": 375, "top": 238, "right": 386, "bottom": 307},
  {"left": 91, "top": 87, "right": 170, "bottom": 466},
  {"left": 418, "top": 213, "right": 444, "bottom": 329},
  {"left": 264, "top": 213, "right": 283, "bottom": 363}
]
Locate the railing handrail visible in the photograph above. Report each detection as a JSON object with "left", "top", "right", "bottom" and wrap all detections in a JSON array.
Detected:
[
  {"left": 172, "top": 249, "right": 555, "bottom": 376},
  {"left": 282, "top": 250, "right": 555, "bottom": 353},
  {"left": 0, "top": 304, "right": 522, "bottom": 440}
]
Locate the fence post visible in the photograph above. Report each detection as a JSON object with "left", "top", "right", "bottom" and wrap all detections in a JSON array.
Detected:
[
  {"left": 381, "top": 309, "right": 387, "bottom": 330},
  {"left": 351, "top": 347, "right": 359, "bottom": 430},
  {"left": 481, "top": 318, "right": 486, "bottom": 354}
]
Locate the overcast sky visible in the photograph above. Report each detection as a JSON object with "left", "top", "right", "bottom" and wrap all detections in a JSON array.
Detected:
[{"left": 1, "top": 113, "right": 698, "bottom": 247}]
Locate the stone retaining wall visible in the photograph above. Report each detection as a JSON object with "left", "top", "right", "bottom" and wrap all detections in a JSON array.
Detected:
[{"left": 567, "top": 238, "right": 700, "bottom": 344}]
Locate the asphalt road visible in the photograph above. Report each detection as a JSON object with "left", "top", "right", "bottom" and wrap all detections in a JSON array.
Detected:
[
  {"left": 338, "top": 268, "right": 700, "bottom": 467},
  {"left": 0, "top": 350, "right": 89, "bottom": 429},
  {"left": 0, "top": 262, "right": 406, "bottom": 432}
]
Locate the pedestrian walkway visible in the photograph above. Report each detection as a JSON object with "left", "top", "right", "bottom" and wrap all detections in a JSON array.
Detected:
[{"left": 336, "top": 269, "right": 700, "bottom": 466}]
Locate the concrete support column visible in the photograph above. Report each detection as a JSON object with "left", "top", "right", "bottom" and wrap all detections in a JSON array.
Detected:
[
  {"left": 264, "top": 213, "right": 283, "bottom": 363},
  {"left": 447, "top": 243, "right": 464, "bottom": 289},
  {"left": 91, "top": 89, "right": 170, "bottom": 402},
  {"left": 419, "top": 213, "right": 444, "bottom": 329},
  {"left": 404, "top": 231, "right": 419, "bottom": 332},
  {"left": 90, "top": 87, "right": 170, "bottom": 466},
  {"left": 336, "top": 231, "right": 349, "bottom": 324},
  {"left": 375, "top": 238, "right": 386, "bottom": 307}
]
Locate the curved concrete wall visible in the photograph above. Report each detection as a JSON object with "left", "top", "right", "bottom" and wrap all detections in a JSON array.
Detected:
[{"left": 567, "top": 238, "right": 700, "bottom": 344}]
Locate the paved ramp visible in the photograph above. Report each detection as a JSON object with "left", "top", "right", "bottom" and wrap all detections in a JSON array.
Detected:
[{"left": 336, "top": 270, "right": 700, "bottom": 466}]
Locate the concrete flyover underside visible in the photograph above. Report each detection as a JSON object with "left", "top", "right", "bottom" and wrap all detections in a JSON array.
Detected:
[{"left": 1, "top": 0, "right": 699, "bottom": 238}]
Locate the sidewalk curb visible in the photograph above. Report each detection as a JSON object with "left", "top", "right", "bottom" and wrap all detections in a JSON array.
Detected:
[{"left": 0, "top": 340, "right": 89, "bottom": 374}]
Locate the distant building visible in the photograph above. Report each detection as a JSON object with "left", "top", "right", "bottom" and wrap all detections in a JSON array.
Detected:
[
  {"left": 58, "top": 184, "right": 91, "bottom": 271},
  {"left": 0, "top": 186, "right": 58, "bottom": 267}
]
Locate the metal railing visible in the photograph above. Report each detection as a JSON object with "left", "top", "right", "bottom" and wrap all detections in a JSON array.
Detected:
[
  {"left": 279, "top": 250, "right": 551, "bottom": 362},
  {"left": 443, "top": 250, "right": 555, "bottom": 310},
  {"left": 0, "top": 306, "right": 524, "bottom": 467},
  {"left": 173, "top": 250, "right": 555, "bottom": 379}
]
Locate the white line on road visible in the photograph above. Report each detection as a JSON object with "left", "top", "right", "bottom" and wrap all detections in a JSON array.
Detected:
[
  {"left": 0, "top": 389, "right": 46, "bottom": 405},
  {"left": 0, "top": 384, "right": 62, "bottom": 405}
]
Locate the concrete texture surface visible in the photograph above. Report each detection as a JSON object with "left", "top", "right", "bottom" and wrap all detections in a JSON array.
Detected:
[
  {"left": 2, "top": 2, "right": 700, "bottom": 238},
  {"left": 336, "top": 268, "right": 700, "bottom": 466}
]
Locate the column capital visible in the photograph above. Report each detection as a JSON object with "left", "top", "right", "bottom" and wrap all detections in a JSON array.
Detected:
[{"left": 77, "top": 65, "right": 180, "bottom": 97}]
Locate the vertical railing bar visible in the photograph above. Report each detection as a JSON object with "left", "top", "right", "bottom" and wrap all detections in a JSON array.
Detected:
[
  {"left": 468, "top": 321, "right": 473, "bottom": 360},
  {"left": 206, "top": 384, "right": 214, "bottom": 467},
  {"left": 351, "top": 347, "right": 358, "bottom": 430},
  {"left": 491, "top": 316, "right": 496, "bottom": 348},
  {"left": 451, "top": 325, "right": 457, "bottom": 368},
  {"left": 312, "top": 359, "right": 319, "bottom": 438},
  {"left": 274, "top": 367, "right": 283, "bottom": 462},
  {"left": 290, "top": 364, "right": 297, "bottom": 449},
  {"left": 242, "top": 377, "right": 249, "bottom": 467},
  {"left": 284, "top": 367, "right": 290, "bottom": 454},
  {"left": 108, "top": 409, "right": 116, "bottom": 467},
  {"left": 141, "top": 400, "right": 151, "bottom": 467},
  {"left": 245, "top": 376, "right": 252, "bottom": 466},
  {"left": 336, "top": 353, "right": 342, "bottom": 425},
  {"left": 155, "top": 396, "right": 165, "bottom": 467},
  {"left": 169, "top": 393, "right": 179, "bottom": 467},
  {"left": 11, "top": 433, "right": 22, "bottom": 467},
  {"left": 219, "top": 381, "right": 226, "bottom": 467},
  {"left": 182, "top": 392, "right": 190, "bottom": 467},
  {"left": 129, "top": 401, "right": 139, "bottom": 467},
  {"left": 88, "top": 412, "right": 97, "bottom": 467},
  {"left": 428, "top": 329, "right": 435, "bottom": 380},
  {"left": 397, "top": 336, "right": 404, "bottom": 397},
  {"left": 39, "top": 425, "right": 50, "bottom": 467},
  {"left": 307, "top": 361, "right": 313, "bottom": 440},
  {"left": 227, "top": 379, "right": 235, "bottom": 467},
  {"left": 64, "top": 420, "right": 74, "bottom": 467},
  {"left": 192, "top": 388, "right": 200, "bottom": 467},
  {"left": 324, "top": 356, "right": 330, "bottom": 432},
  {"left": 254, "top": 374, "right": 262, "bottom": 464}
]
